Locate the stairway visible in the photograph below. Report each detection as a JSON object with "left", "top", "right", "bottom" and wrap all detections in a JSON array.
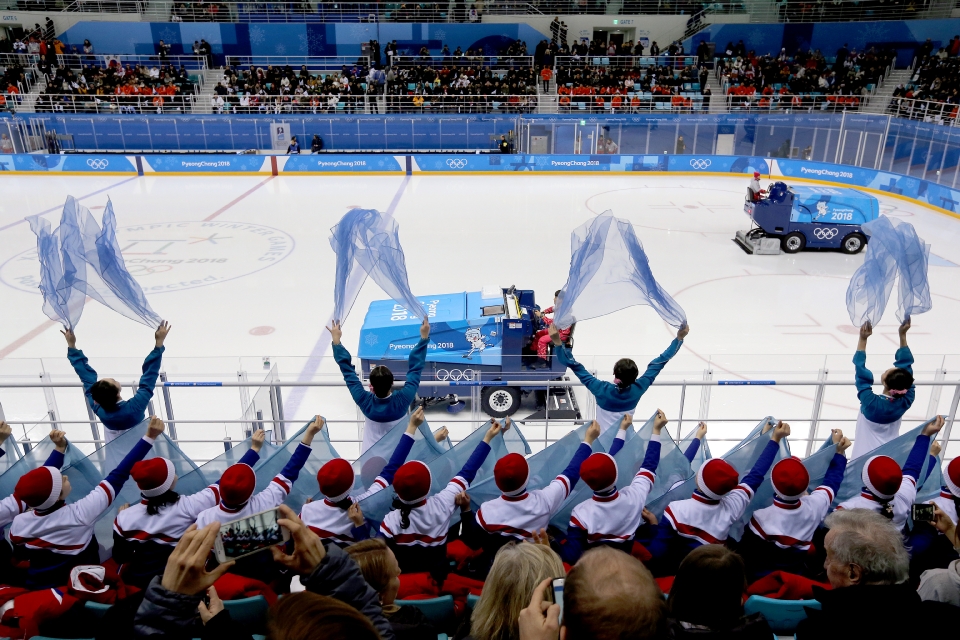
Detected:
[
  {"left": 193, "top": 68, "right": 226, "bottom": 114},
  {"left": 538, "top": 74, "right": 558, "bottom": 115},
  {"left": 862, "top": 69, "right": 913, "bottom": 115}
]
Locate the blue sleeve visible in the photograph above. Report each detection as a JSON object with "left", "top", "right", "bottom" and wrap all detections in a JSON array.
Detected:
[
  {"left": 279, "top": 443, "right": 312, "bottom": 483},
  {"left": 123, "top": 347, "right": 163, "bottom": 418},
  {"left": 902, "top": 434, "right": 931, "bottom": 482},
  {"left": 609, "top": 433, "right": 626, "bottom": 457},
  {"left": 683, "top": 438, "right": 701, "bottom": 463},
  {"left": 104, "top": 437, "right": 155, "bottom": 494},
  {"left": 822, "top": 453, "right": 847, "bottom": 496},
  {"left": 378, "top": 434, "right": 415, "bottom": 485},
  {"left": 457, "top": 441, "right": 492, "bottom": 485},
  {"left": 894, "top": 346, "right": 916, "bottom": 407},
  {"left": 561, "top": 523, "right": 587, "bottom": 564},
  {"left": 350, "top": 523, "right": 371, "bottom": 542},
  {"left": 235, "top": 448, "right": 261, "bottom": 469},
  {"left": 556, "top": 346, "right": 612, "bottom": 398},
  {"left": 640, "top": 439, "right": 662, "bottom": 474},
  {"left": 640, "top": 517, "right": 677, "bottom": 561},
  {"left": 42, "top": 449, "right": 65, "bottom": 469},
  {"left": 635, "top": 339, "right": 683, "bottom": 393},
  {"left": 853, "top": 350, "right": 876, "bottom": 401},
  {"left": 396, "top": 339, "right": 428, "bottom": 405},
  {"left": 741, "top": 439, "right": 780, "bottom": 492},
  {"left": 68, "top": 348, "right": 99, "bottom": 411},
  {"left": 333, "top": 343, "right": 369, "bottom": 406},
  {"left": 560, "top": 442, "right": 594, "bottom": 490},
  {"left": 0, "top": 449, "right": 3, "bottom": 460},
  {"left": 922, "top": 455, "right": 939, "bottom": 485}
]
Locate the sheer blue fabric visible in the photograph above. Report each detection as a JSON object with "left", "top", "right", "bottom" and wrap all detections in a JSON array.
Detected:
[
  {"left": 175, "top": 435, "right": 280, "bottom": 497},
  {"left": 0, "top": 438, "right": 54, "bottom": 500},
  {"left": 679, "top": 428, "right": 712, "bottom": 472},
  {"left": 359, "top": 421, "right": 532, "bottom": 525},
  {"left": 550, "top": 413, "right": 691, "bottom": 528},
  {"left": 0, "top": 436, "right": 24, "bottom": 478},
  {"left": 330, "top": 208, "right": 425, "bottom": 323},
  {"left": 847, "top": 216, "right": 932, "bottom": 326},
  {"left": 552, "top": 212, "right": 687, "bottom": 330},
  {"left": 27, "top": 197, "right": 162, "bottom": 329},
  {"left": 727, "top": 436, "right": 834, "bottom": 541},
  {"left": 918, "top": 457, "right": 942, "bottom": 503},
  {"left": 646, "top": 418, "right": 779, "bottom": 518},
  {"left": 58, "top": 420, "right": 201, "bottom": 551},
  {"left": 253, "top": 421, "right": 339, "bottom": 514},
  {"left": 347, "top": 415, "right": 447, "bottom": 495},
  {"left": 468, "top": 423, "right": 602, "bottom": 511},
  {"left": 836, "top": 421, "right": 934, "bottom": 504}
]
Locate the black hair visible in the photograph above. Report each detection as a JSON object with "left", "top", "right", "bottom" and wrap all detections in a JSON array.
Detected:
[
  {"left": 878, "top": 499, "right": 895, "bottom": 520},
  {"left": 90, "top": 379, "right": 119, "bottom": 411},
  {"left": 391, "top": 497, "right": 412, "bottom": 529},
  {"left": 333, "top": 497, "right": 353, "bottom": 511},
  {"left": 144, "top": 490, "right": 181, "bottom": 516},
  {"left": 613, "top": 358, "right": 639, "bottom": 391},
  {"left": 554, "top": 289, "right": 561, "bottom": 298},
  {"left": 885, "top": 367, "right": 914, "bottom": 393},
  {"left": 370, "top": 366, "right": 394, "bottom": 398}
]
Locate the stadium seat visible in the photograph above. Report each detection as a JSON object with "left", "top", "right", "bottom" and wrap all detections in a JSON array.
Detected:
[
  {"left": 84, "top": 601, "right": 112, "bottom": 618},
  {"left": 466, "top": 593, "right": 481, "bottom": 611},
  {"left": 743, "top": 595, "right": 821, "bottom": 635},
  {"left": 398, "top": 595, "right": 456, "bottom": 630},
  {"left": 223, "top": 595, "right": 270, "bottom": 634}
]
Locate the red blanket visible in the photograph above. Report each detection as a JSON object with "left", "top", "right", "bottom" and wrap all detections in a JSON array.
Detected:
[
  {"left": 213, "top": 573, "right": 279, "bottom": 606},
  {"left": 746, "top": 571, "right": 831, "bottom": 600},
  {"left": 397, "top": 573, "right": 440, "bottom": 600}
]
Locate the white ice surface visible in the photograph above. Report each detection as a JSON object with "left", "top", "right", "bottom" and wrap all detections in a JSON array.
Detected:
[{"left": 1, "top": 173, "right": 959, "bottom": 463}]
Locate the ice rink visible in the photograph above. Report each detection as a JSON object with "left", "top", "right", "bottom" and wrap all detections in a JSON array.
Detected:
[{"left": 2, "top": 172, "right": 960, "bottom": 463}]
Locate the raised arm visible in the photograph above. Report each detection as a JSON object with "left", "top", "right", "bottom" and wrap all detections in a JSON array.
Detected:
[
  {"left": 41, "top": 429, "right": 68, "bottom": 469},
  {"left": 741, "top": 422, "right": 790, "bottom": 493},
  {"left": 554, "top": 343, "right": 611, "bottom": 398},
  {"left": 279, "top": 417, "right": 323, "bottom": 483},
  {"left": 894, "top": 319, "right": 916, "bottom": 405},
  {"left": 234, "top": 428, "right": 266, "bottom": 469},
  {"left": 635, "top": 327, "right": 687, "bottom": 393},
  {"left": 853, "top": 322, "right": 876, "bottom": 400},
  {"left": 64, "top": 328, "right": 99, "bottom": 392},
  {"left": 126, "top": 327, "right": 168, "bottom": 415},
  {"left": 684, "top": 423, "right": 707, "bottom": 462},
  {"left": 609, "top": 414, "right": 633, "bottom": 457},
  {"left": 560, "top": 422, "right": 601, "bottom": 492},
  {"left": 903, "top": 417, "right": 943, "bottom": 482},
  {"left": 376, "top": 409, "right": 422, "bottom": 486},
  {"left": 328, "top": 322, "right": 368, "bottom": 403},
  {"left": 821, "top": 430, "right": 851, "bottom": 498},
  {"left": 396, "top": 319, "right": 430, "bottom": 403},
  {"left": 637, "top": 411, "right": 668, "bottom": 477},
  {"left": 455, "top": 419, "right": 504, "bottom": 485}
]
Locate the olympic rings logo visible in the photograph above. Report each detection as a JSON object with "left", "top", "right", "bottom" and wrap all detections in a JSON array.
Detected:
[
  {"left": 446, "top": 159, "right": 468, "bottom": 169},
  {"left": 436, "top": 369, "right": 476, "bottom": 382},
  {"left": 689, "top": 158, "right": 712, "bottom": 170},
  {"left": 813, "top": 228, "right": 838, "bottom": 240},
  {"left": 86, "top": 158, "right": 109, "bottom": 170}
]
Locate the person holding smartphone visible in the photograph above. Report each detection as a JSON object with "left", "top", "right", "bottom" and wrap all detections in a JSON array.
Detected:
[
  {"left": 380, "top": 419, "right": 507, "bottom": 582},
  {"left": 835, "top": 416, "right": 943, "bottom": 530},
  {"left": 112, "top": 429, "right": 268, "bottom": 588},
  {"left": 562, "top": 411, "right": 668, "bottom": 564},
  {"left": 300, "top": 409, "right": 426, "bottom": 547},
  {"left": 11, "top": 417, "right": 164, "bottom": 589}
]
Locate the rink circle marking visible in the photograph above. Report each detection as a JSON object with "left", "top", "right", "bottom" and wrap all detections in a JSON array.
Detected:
[
  {"left": 0, "top": 220, "right": 296, "bottom": 295},
  {"left": 249, "top": 326, "right": 276, "bottom": 336}
]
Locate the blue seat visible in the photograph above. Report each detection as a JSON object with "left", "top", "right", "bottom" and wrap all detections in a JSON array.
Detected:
[
  {"left": 743, "top": 595, "right": 821, "bottom": 635},
  {"left": 223, "top": 595, "right": 270, "bottom": 633},
  {"left": 84, "top": 601, "right": 112, "bottom": 618},
  {"left": 466, "top": 593, "right": 481, "bottom": 611},
  {"left": 398, "top": 595, "right": 455, "bottom": 630}
]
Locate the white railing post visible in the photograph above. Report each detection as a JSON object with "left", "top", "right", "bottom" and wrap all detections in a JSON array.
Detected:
[
  {"left": 805, "top": 368, "right": 828, "bottom": 457},
  {"left": 698, "top": 369, "right": 713, "bottom": 421},
  {"left": 942, "top": 383, "right": 960, "bottom": 454},
  {"left": 926, "top": 359, "right": 947, "bottom": 417}
]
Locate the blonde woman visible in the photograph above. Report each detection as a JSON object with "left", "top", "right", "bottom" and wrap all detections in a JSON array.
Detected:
[
  {"left": 466, "top": 542, "right": 564, "bottom": 640},
  {"left": 346, "top": 538, "right": 436, "bottom": 640}
]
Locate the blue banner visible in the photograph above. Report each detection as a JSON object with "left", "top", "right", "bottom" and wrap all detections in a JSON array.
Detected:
[
  {"left": 0, "top": 154, "right": 136, "bottom": 173},
  {"left": 283, "top": 155, "right": 404, "bottom": 173},
  {"left": 142, "top": 155, "right": 270, "bottom": 173}
]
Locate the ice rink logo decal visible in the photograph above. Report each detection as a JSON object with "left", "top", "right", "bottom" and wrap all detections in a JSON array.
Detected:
[
  {"left": 813, "top": 227, "right": 839, "bottom": 240},
  {"left": 436, "top": 369, "right": 477, "bottom": 382},
  {"left": 446, "top": 159, "right": 468, "bottom": 169},
  {"left": 86, "top": 158, "right": 109, "bottom": 170},
  {"left": 689, "top": 159, "right": 712, "bottom": 170},
  {"left": 1, "top": 221, "right": 295, "bottom": 294}
]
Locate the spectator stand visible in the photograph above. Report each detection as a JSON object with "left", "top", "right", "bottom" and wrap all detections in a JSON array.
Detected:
[
  {"left": 554, "top": 55, "right": 709, "bottom": 115},
  {"left": 42, "top": 0, "right": 748, "bottom": 23},
  {"left": 714, "top": 47, "right": 895, "bottom": 115},
  {"left": 21, "top": 54, "right": 207, "bottom": 115},
  {"left": 888, "top": 50, "right": 960, "bottom": 125},
  {"left": 765, "top": 0, "right": 951, "bottom": 23},
  {"left": 0, "top": 53, "right": 44, "bottom": 112}
]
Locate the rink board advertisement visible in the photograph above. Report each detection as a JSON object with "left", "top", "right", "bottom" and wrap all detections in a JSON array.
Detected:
[
  {"left": 358, "top": 292, "right": 504, "bottom": 367},
  {"left": 4, "top": 152, "right": 960, "bottom": 214}
]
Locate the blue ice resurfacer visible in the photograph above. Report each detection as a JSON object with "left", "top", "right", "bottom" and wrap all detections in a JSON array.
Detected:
[
  {"left": 736, "top": 182, "right": 879, "bottom": 255},
  {"left": 357, "top": 286, "right": 580, "bottom": 418}
]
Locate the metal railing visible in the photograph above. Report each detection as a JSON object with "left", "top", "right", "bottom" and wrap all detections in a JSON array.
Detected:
[
  {"left": 0, "top": 375, "right": 957, "bottom": 464},
  {"left": 223, "top": 56, "right": 370, "bottom": 70},
  {"left": 754, "top": 0, "right": 952, "bottom": 23},
  {"left": 555, "top": 55, "right": 708, "bottom": 69},
  {"left": 46, "top": 0, "right": 747, "bottom": 22},
  {"left": 0, "top": 53, "right": 208, "bottom": 72},
  {"left": 10, "top": 92, "right": 199, "bottom": 114},
  {"left": 389, "top": 55, "right": 534, "bottom": 69}
]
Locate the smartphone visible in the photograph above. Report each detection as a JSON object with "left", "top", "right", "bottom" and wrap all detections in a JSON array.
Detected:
[
  {"left": 544, "top": 578, "right": 564, "bottom": 624},
  {"left": 912, "top": 503, "right": 936, "bottom": 523},
  {"left": 213, "top": 507, "right": 290, "bottom": 563}
]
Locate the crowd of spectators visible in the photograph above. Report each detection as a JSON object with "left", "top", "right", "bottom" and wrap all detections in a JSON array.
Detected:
[
  {"left": 171, "top": 2, "right": 233, "bottom": 21},
  {"left": 715, "top": 40, "right": 895, "bottom": 113},
  {"left": 211, "top": 62, "right": 369, "bottom": 114},
  {"left": 33, "top": 60, "right": 197, "bottom": 113},
  {"left": 777, "top": 0, "right": 929, "bottom": 22},
  {"left": 888, "top": 38, "right": 960, "bottom": 122}
]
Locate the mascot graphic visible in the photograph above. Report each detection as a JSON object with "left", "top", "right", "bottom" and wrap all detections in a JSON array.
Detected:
[{"left": 463, "top": 328, "right": 493, "bottom": 360}]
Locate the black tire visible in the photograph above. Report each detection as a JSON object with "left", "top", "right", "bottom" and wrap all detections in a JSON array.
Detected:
[
  {"left": 481, "top": 386, "right": 521, "bottom": 418},
  {"left": 781, "top": 232, "right": 806, "bottom": 254},
  {"left": 840, "top": 232, "right": 866, "bottom": 254}
]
